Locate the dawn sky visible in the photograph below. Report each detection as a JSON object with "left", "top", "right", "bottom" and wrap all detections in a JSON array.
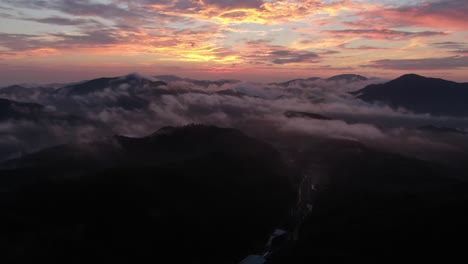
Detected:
[{"left": 0, "top": 0, "right": 467, "bottom": 85}]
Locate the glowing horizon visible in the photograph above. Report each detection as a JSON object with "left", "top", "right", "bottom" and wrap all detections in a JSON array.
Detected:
[{"left": 0, "top": 0, "right": 467, "bottom": 85}]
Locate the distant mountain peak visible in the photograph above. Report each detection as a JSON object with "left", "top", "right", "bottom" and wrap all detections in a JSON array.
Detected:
[
  {"left": 154, "top": 75, "right": 240, "bottom": 87},
  {"left": 390, "top": 74, "right": 456, "bottom": 85},
  {"left": 327, "top": 74, "right": 368, "bottom": 82},
  {"left": 355, "top": 74, "right": 468, "bottom": 116},
  {"left": 123, "top": 72, "right": 155, "bottom": 81},
  {"left": 57, "top": 74, "right": 167, "bottom": 96},
  {"left": 273, "top": 75, "right": 367, "bottom": 87},
  {"left": 397, "top": 73, "right": 426, "bottom": 80}
]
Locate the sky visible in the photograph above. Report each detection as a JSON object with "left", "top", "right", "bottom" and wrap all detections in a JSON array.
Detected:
[{"left": 0, "top": 0, "right": 467, "bottom": 85}]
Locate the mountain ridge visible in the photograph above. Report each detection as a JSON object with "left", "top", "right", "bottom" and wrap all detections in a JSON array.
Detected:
[{"left": 354, "top": 73, "right": 468, "bottom": 116}]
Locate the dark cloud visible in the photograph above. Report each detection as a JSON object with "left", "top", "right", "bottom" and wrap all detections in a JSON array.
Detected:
[
  {"left": 239, "top": 40, "right": 324, "bottom": 66},
  {"left": 0, "top": 11, "right": 103, "bottom": 26},
  {"left": 394, "top": 0, "right": 467, "bottom": 20},
  {"left": 319, "top": 50, "right": 341, "bottom": 55},
  {"left": 244, "top": 39, "right": 273, "bottom": 45},
  {"left": 432, "top": 42, "right": 466, "bottom": 49},
  {"left": 431, "top": 42, "right": 468, "bottom": 55},
  {"left": 326, "top": 29, "right": 446, "bottom": 40},
  {"left": 0, "top": 29, "right": 133, "bottom": 52},
  {"left": 3, "top": 0, "right": 145, "bottom": 22},
  {"left": 24, "top": 16, "right": 101, "bottom": 26},
  {"left": 51, "top": 29, "right": 125, "bottom": 46},
  {"left": 220, "top": 11, "right": 251, "bottom": 19},
  {"left": 202, "top": 0, "right": 263, "bottom": 9},
  {"left": 126, "top": 0, "right": 263, "bottom": 10},
  {"left": 0, "top": 33, "right": 44, "bottom": 51},
  {"left": 338, "top": 43, "right": 389, "bottom": 50},
  {"left": 363, "top": 56, "right": 468, "bottom": 70},
  {"left": 115, "top": 0, "right": 263, "bottom": 14},
  {"left": 270, "top": 50, "right": 319, "bottom": 64},
  {"left": 0, "top": 12, "right": 14, "bottom": 19}
]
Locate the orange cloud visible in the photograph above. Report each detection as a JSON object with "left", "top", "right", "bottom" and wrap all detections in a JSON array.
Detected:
[
  {"left": 148, "top": 0, "right": 355, "bottom": 25},
  {"left": 1, "top": 0, "right": 467, "bottom": 82}
]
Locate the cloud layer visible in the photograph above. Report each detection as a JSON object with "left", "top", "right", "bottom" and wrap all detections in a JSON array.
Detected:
[{"left": 1, "top": 73, "right": 467, "bottom": 162}]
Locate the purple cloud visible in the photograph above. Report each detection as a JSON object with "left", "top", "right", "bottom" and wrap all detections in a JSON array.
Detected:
[
  {"left": 326, "top": 29, "right": 447, "bottom": 40},
  {"left": 270, "top": 50, "right": 320, "bottom": 65},
  {"left": 363, "top": 56, "right": 468, "bottom": 70}
]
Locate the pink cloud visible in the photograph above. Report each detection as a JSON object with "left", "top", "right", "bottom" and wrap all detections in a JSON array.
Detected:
[{"left": 357, "top": 0, "right": 468, "bottom": 30}]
